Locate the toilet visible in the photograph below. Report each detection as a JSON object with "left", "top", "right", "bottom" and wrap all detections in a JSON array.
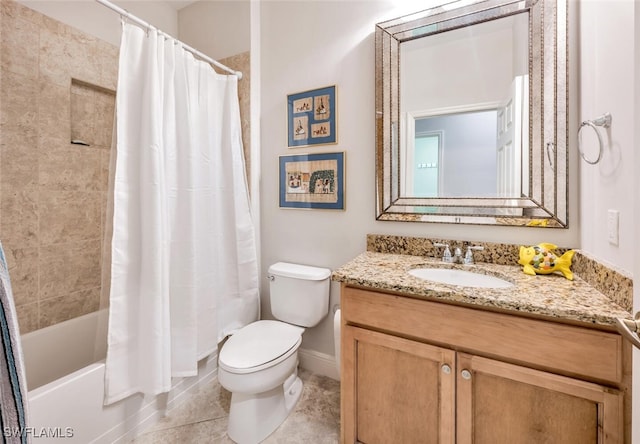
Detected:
[{"left": 218, "top": 262, "right": 331, "bottom": 444}]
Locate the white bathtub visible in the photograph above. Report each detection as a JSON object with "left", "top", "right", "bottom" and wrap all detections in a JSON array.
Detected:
[{"left": 22, "top": 310, "right": 218, "bottom": 443}]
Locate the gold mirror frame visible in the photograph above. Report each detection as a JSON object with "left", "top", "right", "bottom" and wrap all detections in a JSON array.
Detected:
[{"left": 375, "top": 0, "right": 568, "bottom": 227}]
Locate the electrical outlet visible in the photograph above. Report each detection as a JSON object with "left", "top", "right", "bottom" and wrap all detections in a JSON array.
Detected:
[{"left": 607, "top": 209, "right": 619, "bottom": 246}]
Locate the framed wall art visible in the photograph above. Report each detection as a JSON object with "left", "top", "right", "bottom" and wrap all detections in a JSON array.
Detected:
[
  {"left": 279, "top": 152, "right": 345, "bottom": 210},
  {"left": 287, "top": 85, "right": 337, "bottom": 148}
]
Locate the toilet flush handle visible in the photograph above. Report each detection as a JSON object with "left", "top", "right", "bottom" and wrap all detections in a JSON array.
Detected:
[{"left": 267, "top": 275, "right": 275, "bottom": 281}]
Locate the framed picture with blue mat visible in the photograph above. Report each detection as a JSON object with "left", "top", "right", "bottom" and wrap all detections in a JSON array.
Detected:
[
  {"left": 287, "top": 85, "right": 337, "bottom": 148},
  {"left": 279, "top": 152, "right": 345, "bottom": 210}
]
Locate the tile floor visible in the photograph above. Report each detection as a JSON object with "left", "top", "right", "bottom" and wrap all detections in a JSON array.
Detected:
[{"left": 130, "top": 369, "right": 340, "bottom": 443}]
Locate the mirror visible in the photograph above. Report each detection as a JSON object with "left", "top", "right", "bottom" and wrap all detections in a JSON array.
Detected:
[{"left": 376, "top": 0, "right": 568, "bottom": 227}]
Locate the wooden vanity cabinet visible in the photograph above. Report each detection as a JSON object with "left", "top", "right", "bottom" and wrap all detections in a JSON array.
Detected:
[{"left": 341, "top": 285, "right": 628, "bottom": 444}]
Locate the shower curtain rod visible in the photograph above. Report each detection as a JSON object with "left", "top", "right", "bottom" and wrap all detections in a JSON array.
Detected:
[{"left": 95, "top": 0, "right": 243, "bottom": 79}]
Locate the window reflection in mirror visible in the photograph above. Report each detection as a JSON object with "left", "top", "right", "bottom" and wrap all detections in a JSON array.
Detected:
[{"left": 399, "top": 12, "right": 529, "bottom": 200}]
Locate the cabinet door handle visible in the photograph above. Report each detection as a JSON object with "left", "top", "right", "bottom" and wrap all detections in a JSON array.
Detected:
[
  {"left": 615, "top": 313, "right": 640, "bottom": 349},
  {"left": 441, "top": 364, "right": 451, "bottom": 374},
  {"left": 461, "top": 369, "right": 472, "bottom": 380}
]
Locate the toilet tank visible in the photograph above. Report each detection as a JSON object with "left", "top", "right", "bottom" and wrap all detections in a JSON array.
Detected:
[{"left": 268, "top": 262, "right": 331, "bottom": 327}]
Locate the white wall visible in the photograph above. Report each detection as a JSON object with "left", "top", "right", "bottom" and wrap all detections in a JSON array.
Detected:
[
  {"left": 178, "top": 0, "right": 250, "bottom": 60},
  {"left": 578, "top": 0, "right": 635, "bottom": 274},
  {"left": 571, "top": 0, "right": 638, "bottom": 436},
  {"left": 259, "top": 0, "right": 579, "bottom": 357},
  {"left": 18, "top": 0, "right": 179, "bottom": 46},
  {"left": 401, "top": 16, "right": 518, "bottom": 112}
]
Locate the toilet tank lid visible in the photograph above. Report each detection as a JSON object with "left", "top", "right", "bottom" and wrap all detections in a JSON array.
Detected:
[{"left": 268, "top": 262, "right": 331, "bottom": 281}]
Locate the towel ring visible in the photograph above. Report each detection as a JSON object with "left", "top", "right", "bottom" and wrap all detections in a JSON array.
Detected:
[{"left": 578, "top": 112, "right": 611, "bottom": 165}]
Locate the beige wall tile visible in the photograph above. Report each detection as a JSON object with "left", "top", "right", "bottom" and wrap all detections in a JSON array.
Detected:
[
  {"left": 38, "top": 20, "right": 101, "bottom": 88},
  {"left": 38, "top": 25, "right": 71, "bottom": 87},
  {"left": 0, "top": 123, "right": 38, "bottom": 191},
  {"left": 3, "top": 246, "right": 38, "bottom": 307},
  {"left": 101, "top": 150, "right": 112, "bottom": 192},
  {"left": 0, "top": 190, "right": 38, "bottom": 248},
  {"left": 38, "top": 190, "right": 102, "bottom": 246},
  {"left": 15, "top": 301, "right": 38, "bottom": 334},
  {"left": 0, "top": 69, "right": 38, "bottom": 128},
  {"left": 39, "top": 240, "right": 101, "bottom": 300},
  {"left": 38, "top": 79, "right": 71, "bottom": 142},
  {"left": 39, "top": 136, "right": 103, "bottom": 191},
  {"left": 1, "top": 0, "right": 43, "bottom": 25},
  {"left": 95, "top": 39, "right": 119, "bottom": 91},
  {"left": 39, "top": 287, "right": 100, "bottom": 329},
  {"left": 66, "top": 26, "right": 100, "bottom": 86},
  {"left": 0, "top": 8, "right": 39, "bottom": 79}
]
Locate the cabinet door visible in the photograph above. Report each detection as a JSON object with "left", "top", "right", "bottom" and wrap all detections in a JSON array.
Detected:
[
  {"left": 456, "top": 353, "right": 623, "bottom": 444},
  {"left": 342, "top": 325, "right": 456, "bottom": 444}
]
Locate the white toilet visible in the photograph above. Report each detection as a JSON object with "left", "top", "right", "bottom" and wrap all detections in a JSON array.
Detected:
[{"left": 218, "top": 262, "right": 331, "bottom": 444}]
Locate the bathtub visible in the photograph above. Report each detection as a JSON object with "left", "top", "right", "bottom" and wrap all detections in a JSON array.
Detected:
[{"left": 22, "top": 310, "right": 218, "bottom": 443}]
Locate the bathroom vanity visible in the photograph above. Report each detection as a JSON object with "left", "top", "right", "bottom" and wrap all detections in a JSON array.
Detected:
[{"left": 333, "top": 246, "right": 632, "bottom": 444}]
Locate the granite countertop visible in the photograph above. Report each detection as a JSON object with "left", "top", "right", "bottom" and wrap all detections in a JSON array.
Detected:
[{"left": 332, "top": 251, "right": 632, "bottom": 327}]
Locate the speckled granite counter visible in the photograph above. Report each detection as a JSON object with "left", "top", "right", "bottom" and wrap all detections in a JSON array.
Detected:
[{"left": 332, "top": 251, "right": 632, "bottom": 327}]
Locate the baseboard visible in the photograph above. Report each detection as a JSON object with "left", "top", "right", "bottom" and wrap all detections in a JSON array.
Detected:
[{"left": 298, "top": 348, "right": 340, "bottom": 381}]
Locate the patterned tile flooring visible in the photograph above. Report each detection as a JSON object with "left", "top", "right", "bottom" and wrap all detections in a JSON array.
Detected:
[{"left": 130, "top": 369, "right": 340, "bottom": 443}]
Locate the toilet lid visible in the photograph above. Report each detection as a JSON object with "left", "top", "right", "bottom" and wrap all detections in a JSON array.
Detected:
[{"left": 219, "top": 320, "right": 304, "bottom": 371}]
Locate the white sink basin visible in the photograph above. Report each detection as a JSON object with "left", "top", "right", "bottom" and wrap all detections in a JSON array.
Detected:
[{"left": 408, "top": 267, "right": 513, "bottom": 289}]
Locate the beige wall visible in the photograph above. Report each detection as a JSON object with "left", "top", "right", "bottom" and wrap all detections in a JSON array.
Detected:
[
  {"left": 17, "top": 0, "right": 179, "bottom": 47},
  {"left": 179, "top": 0, "right": 250, "bottom": 61},
  {"left": 1, "top": 0, "right": 118, "bottom": 333},
  {"left": 178, "top": 2, "right": 251, "bottom": 189}
]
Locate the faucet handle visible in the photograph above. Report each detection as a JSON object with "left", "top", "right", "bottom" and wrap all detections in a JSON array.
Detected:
[
  {"left": 433, "top": 243, "right": 453, "bottom": 262},
  {"left": 463, "top": 245, "right": 484, "bottom": 264},
  {"left": 442, "top": 245, "right": 453, "bottom": 263}
]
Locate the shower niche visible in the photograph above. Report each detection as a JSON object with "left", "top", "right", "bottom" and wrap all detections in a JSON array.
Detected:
[{"left": 70, "top": 78, "right": 116, "bottom": 148}]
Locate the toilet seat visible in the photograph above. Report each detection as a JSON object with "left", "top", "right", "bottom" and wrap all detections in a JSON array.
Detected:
[{"left": 219, "top": 320, "right": 304, "bottom": 374}]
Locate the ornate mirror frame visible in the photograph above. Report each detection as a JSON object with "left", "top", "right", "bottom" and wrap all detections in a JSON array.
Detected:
[{"left": 375, "top": 0, "right": 568, "bottom": 227}]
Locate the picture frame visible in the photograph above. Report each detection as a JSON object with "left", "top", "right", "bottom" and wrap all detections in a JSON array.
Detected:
[
  {"left": 287, "top": 85, "right": 337, "bottom": 148},
  {"left": 279, "top": 152, "right": 345, "bottom": 210}
]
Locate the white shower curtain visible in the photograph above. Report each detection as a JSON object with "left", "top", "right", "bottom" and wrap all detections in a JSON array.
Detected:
[{"left": 104, "top": 23, "right": 259, "bottom": 405}]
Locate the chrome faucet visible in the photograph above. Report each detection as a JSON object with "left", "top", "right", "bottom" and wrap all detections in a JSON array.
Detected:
[{"left": 434, "top": 242, "right": 484, "bottom": 264}]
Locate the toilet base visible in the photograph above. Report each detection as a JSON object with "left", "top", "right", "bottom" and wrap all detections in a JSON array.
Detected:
[{"left": 227, "top": 372, "right": 303, "bottom": 444}]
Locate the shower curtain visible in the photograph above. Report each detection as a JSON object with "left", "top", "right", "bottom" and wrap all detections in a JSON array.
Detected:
[{"left": 104, "top": 23, "right": 259, "bottom": 405}]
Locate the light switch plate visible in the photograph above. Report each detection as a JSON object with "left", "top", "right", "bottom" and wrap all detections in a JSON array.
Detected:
[{"left": 607, "top": 209, "right": 619, "bottom": 246}]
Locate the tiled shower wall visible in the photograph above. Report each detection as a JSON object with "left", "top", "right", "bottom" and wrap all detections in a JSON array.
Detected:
[
  {"left": 1, "top": 1, "right": 252, "bottom": 335},
  {"left": 0, "top": 0, "right": 118, "bottom": 333},
  {"left": 219, "top": 51, "right": 251, "bottom": 190}
]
